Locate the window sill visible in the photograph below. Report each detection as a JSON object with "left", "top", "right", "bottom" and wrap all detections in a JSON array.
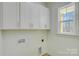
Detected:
[{"left": 56, "top": 32, "right": 79, "bottom": 36}]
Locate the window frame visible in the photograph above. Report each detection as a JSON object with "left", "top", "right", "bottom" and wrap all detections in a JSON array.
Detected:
[{"left": 57, "top": 3, "right": 76, "bottom": 35}]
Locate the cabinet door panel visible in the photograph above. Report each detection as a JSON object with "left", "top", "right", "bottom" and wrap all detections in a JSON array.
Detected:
[
  {"left": 40, "top": 6, "right": 50, "bottom": 29},
  {"left": 31, "top": 4, "right": 40, "bottom": 29},
  {"left": 0, "top": 3, "right": 3, "bottom": 29},
  {"left": 20, "top": 3, "right": 32, "bottom": 29},
  {"left": 3, "top": 2, "right": 19, "bottom": 29}
]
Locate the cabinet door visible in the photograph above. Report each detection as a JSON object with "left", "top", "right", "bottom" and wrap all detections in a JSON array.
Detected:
[
  {"left": 20, "top": 3, "right": 32, "bottom": 29},
  {"left": 3, "top": 2, "right": 19, "bottom": 29},
  {"left": 40, "top": 6, "right": 50, "bottom": 29},
  {"left": 0, "top": 3, "right": 3, "bottom": 29},
  {"left": 31, "top": 3, "right": 40, "bottom": 29}
]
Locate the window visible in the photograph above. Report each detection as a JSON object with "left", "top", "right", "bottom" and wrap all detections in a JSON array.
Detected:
[{"left": 58, "top": 3, "right": 75, "bottom": 34}]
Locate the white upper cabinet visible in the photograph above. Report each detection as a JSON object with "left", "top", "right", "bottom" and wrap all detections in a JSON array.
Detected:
[
  {"left": 2, "top": 2, "right": 19, "bottom": 29},
  {"left": 20, "top": 3, "right": 32, "bottom": 29},
  {"left": 0, "top": 2, "right": 50, "bottom": 30},
  {"left": 31, "top": 3, "right": 40, "bottom": 29},
  {"left": 40, "top": 5, "right": 50, "bottom": 29}
]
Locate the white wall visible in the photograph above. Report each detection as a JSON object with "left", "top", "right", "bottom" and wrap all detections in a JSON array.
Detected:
[
  {"left": 0, "top": 31, "right": 2, "bottom": 56},
  {"left": 2, "top": 30, "right": 48, "bottom": 56},
  {"left": 47, "top": 2, "right": 79, "bottom": 56}
]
